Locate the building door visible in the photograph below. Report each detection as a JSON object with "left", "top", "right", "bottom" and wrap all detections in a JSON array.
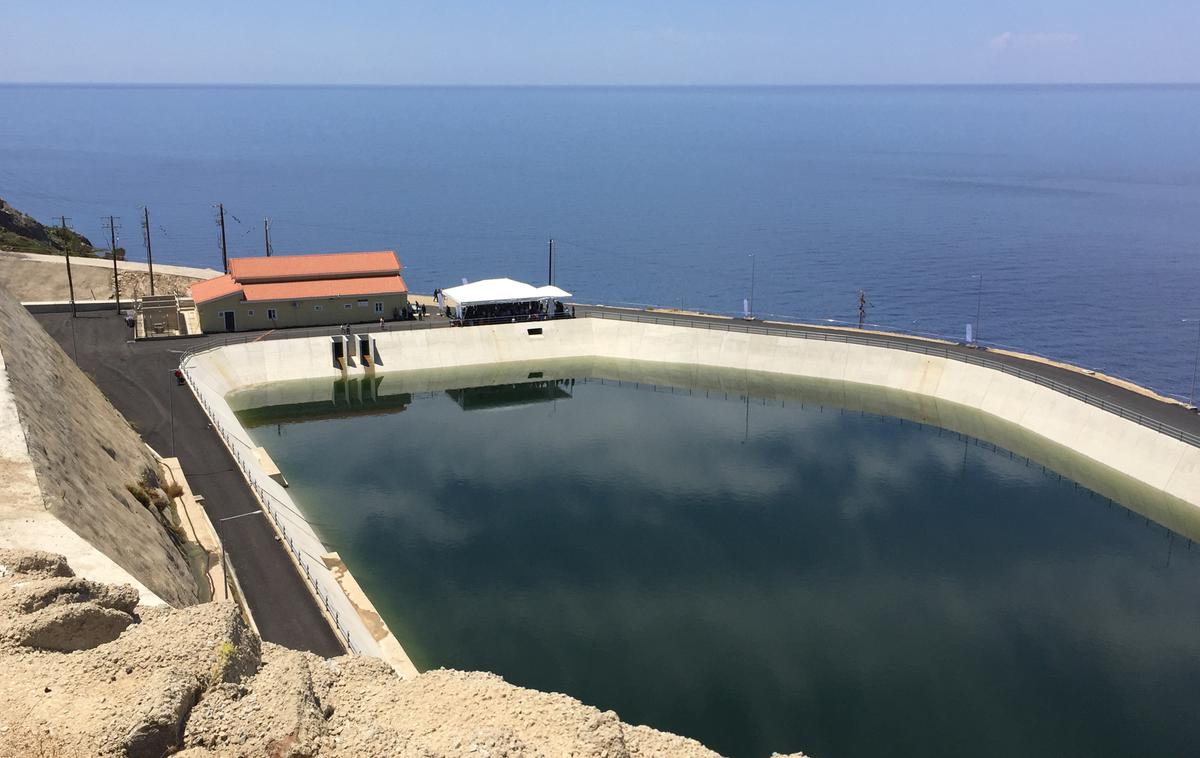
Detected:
[{"left": 223, "top": 311, "right": 235, "bottom": 331}]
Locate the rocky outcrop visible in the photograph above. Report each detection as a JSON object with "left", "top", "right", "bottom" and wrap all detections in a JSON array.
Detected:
[
  {"left": 0, "top": 197, "right": 96, "bottom": 256},
  {"left": 0, "top": 283, "right": 201, "bottom": 606},
  {"left": 0, "top": 550, "right": 730, "bottom": 758}
]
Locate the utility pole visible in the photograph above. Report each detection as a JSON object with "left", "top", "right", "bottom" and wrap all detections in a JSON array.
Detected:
[
  {"left": 547, "top": 238, "right": 554, "bottom": 286},
  {"left": 141, "top": 207, "right": 156, "bottom": 296},
  {"left": 60, "top": 216, "right": 77, "bottom": 318},
  {"left": 264, "top": 218, "right": 273, "bottom": 257},
  {"left": 217, "top": 203, "right": 229, "bottom": 273},
  {"left": 104, "top": 215, "right": 121, "bottom": 312}
]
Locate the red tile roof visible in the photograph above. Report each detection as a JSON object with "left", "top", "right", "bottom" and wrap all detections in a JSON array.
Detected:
[
  {"left": 242, "top": 275, "right": 408, "bottom": 303},
  {"left": 189, "top": 251, "right": 408, "bottom": 305},
  {"left": 229, "top": 251, "right": 400, "bottom": 283},
  {"left": 189, "top": 273, "right": 243, "bottom": 305}
]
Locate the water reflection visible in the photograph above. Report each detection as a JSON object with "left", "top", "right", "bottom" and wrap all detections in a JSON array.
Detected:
[
  {"left": 446, "top": 378, "right": 574, "bottom": 412},
  {"left": 233, "top": 360, "right": 1200, "bottom": 758}
]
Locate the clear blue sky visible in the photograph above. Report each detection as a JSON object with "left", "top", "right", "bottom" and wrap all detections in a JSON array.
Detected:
[{"left": 4, "top": 1, "right": 1198, "bottom": 85}]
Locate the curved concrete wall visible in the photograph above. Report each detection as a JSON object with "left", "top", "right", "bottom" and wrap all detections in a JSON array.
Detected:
[
  {"left": 188, "top": 318, "right": 1200, "bottom": 511},
  {"left": 182, "top": 318, "right": 1200, "bottom": 659}
]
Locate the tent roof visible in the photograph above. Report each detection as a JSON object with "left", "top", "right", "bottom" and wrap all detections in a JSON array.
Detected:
[{"left": 442, "top": 278, "right": 572, "bottom": 306}]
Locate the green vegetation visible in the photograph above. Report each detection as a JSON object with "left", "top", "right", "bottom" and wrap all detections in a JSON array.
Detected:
[
  {"left": 210, "top": 639, "right": 237, "bottom": 683},
  {"left": 124, "top": 482, "right": 151, "bottom": 509},
  {"left": 0, "top": 196, "right": 112, "bottom": 258}
]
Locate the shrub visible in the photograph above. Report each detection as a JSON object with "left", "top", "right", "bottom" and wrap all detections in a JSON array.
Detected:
[
  {"left": 168, "top": 522, "right": 189, "bottom": 545},
  {"left": 124, "top": 483, "right": 151, "bottom": 508},
  {"left": 163, "top": 483, "right": 184, "bottom": 499}
]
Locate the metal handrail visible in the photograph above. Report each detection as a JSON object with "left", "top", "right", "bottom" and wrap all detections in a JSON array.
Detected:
[
  {"left": 582, "top": 308, "right": 1200, "bottom": 448},
  {"left": 177, "top": 305, "right": 1200, "bottom": 449}
]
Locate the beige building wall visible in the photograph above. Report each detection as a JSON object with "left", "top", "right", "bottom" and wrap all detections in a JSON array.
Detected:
[{"left": 198, "top": 293, "right": 410, "bottom": 333}]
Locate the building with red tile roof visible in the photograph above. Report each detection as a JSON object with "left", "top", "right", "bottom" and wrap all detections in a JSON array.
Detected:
[{"left": 190, "top": 251, "right": 409, "bottom": 332}]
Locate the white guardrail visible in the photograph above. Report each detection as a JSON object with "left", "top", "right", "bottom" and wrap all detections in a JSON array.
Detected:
[{"left": 179, "top": 345, "right": 379, "bottom": 658}]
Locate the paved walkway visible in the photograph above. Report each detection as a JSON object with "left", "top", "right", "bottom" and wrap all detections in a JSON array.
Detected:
[{"left": 34, "top": 312, "right": 344, "bottom": 657}]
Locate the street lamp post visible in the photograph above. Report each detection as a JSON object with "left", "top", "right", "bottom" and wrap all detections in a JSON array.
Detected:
[
  {"left": 974, "top": 273, "right": 983, "bottom": 345},
  {"left": 748, "top": 254, "right": 756, "bottom": 319},
  {"left": 1185, "top": 318, "right": 1200, "bottom": 408}
]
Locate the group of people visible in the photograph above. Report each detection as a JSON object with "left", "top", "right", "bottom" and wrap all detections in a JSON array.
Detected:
[
  {"left": 459, "top": 300, "right": 546, "bottom": 325},
  {"left": 451, "top": 300, "right": 575, "bottom": 326}
]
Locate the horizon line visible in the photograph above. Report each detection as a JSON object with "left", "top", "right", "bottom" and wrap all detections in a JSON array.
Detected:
[{"left": 2, "top": 81, "right": 1199, "bottom": 90}]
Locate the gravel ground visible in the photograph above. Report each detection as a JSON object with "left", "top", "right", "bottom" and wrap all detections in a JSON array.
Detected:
[{"left": 0, "top": 550, "right": 778, "bottom": 757}]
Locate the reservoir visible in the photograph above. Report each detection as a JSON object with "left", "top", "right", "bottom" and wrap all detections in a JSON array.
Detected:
[{"left": 233, "top": 360, "right": 1200, "bottom": 758}]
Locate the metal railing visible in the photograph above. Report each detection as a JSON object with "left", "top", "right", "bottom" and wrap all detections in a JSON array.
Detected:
[
  {"left": 178, "top": 357, "right": 368, "bottom": 655},
  {"left": 582, "top": 307, "right": 1200, "bottom": 449},
  {"left": 177, "top": 303, "right": 1200, "bottom": 451}
]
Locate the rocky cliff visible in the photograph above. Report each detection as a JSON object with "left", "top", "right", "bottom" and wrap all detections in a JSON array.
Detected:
[
  {"left": 0, "top": 549, "right": 725, "bottom": 757},
  {"left": 0, "top": 197, "right": 98, "bottom": 256}
]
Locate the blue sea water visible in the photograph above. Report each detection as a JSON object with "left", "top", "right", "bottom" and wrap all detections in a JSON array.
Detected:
[{"left": 1, "top": 84, "right": 1199, "bottom": 396}]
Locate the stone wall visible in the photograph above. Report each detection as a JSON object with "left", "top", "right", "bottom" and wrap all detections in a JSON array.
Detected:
[{"left": 0, "top": 283, "right": 200, "bottom": 607}]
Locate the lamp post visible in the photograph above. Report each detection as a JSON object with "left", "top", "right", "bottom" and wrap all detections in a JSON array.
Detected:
[
  {"left": 1185, "top": 318, "right": 1200, "bottom": 408},
  {"left": 973, "top": 273, "right": 983, "bottom": 345},
  {"left": 747, "top": 253, "right": 756, "bottom": 319}
]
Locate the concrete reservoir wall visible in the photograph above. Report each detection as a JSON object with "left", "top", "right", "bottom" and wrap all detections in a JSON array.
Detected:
[{"left": 181, "top": 317, "right": 1200, "bottom": 659}]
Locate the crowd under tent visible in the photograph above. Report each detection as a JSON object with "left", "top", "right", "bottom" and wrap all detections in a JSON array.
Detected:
[{"left": 438, "top": 278, "right": 573, "bottom": 325}]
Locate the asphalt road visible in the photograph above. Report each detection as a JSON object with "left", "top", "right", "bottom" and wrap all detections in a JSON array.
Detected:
[{"left": 35, "top": 311, "right": 345, "bottom": 657}]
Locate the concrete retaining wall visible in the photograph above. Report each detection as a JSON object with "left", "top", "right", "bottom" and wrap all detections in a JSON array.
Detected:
[{"left": 181, "top": 317, "right": 1200, "bottom": 659}]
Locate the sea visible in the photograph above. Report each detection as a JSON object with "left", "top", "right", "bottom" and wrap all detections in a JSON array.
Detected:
[{"left": 1, "top": 84, "right": 1198, "bottom": 396}]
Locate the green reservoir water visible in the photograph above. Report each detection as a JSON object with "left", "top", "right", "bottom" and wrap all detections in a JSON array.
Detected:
[{"left": 234, "top": 361, "right": 1200, "bottom": 758}]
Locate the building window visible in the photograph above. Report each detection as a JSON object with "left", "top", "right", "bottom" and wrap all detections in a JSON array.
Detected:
[
  {"left": 344, "top": 303, "right": 352, "bottom": 310},
  {"left": 314, "top": 304, "right": 323, "bottom": 311},
  {"left": 357, "top": 299, "right": 369, "bottom": 308},
  {"left": 374, "top": 302, "right": 383, "bottom": 314},
  {"left": 267, "top": 308, "right": 278, "bottom": 320},
  {"left": 246, "top": 309, "right": 255, "bottom": 317}
]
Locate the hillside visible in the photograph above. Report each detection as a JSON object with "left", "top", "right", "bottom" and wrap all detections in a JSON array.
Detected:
[{"left": 0, "top": 197, "right": 103, "bottom": 257}]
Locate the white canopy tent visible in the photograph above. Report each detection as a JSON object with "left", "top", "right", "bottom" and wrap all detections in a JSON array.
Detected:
[
  {"left": 439, "top": 278, "right": 573, "bottom": 324},
  {"left": 441, "top": 278, "right": 571, "bottom": 307}
]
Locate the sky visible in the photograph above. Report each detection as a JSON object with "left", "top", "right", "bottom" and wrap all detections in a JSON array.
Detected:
[{"left": 3, "top": 1, "right": 1198, "bottom": 86}]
